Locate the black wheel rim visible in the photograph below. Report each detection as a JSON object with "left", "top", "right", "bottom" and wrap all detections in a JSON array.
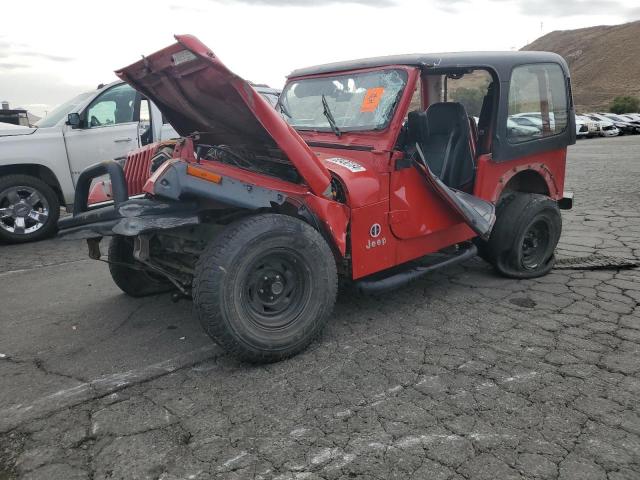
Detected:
[
  {"left": 520, "top": 219, "right": 551, "bottom": 270},
  {"left": 242, "top": 249, "right": 311, "bottom": 330}
]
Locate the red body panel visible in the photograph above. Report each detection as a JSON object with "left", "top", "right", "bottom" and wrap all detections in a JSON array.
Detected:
[
  {"left": 473, "top": 150, "right": 566, "bottom": 202},
  {"left": 389, "top": 167, "right": 466, "bottom": 239},
  {"left": 88, "top": 181, "right": 112, "bottom": 205},
  {"left": 314, "top": 149, "right": 390, "bottom": 208},
  {"left": 350, "top": 201, "right": 397, "bottom": 278}
]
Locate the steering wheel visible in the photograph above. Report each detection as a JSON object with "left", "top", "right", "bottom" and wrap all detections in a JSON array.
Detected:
[{"left": 90, "top": 115, "right": 101, "bottom": 127}]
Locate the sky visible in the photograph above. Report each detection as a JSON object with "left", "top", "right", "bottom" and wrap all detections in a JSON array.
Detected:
[{"left": 1, "top": 0, "right": 639, "bottom": 118}]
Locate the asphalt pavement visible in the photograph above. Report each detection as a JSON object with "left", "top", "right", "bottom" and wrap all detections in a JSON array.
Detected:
[{"left": 0, "top": 136, "right": 639, "bottom": 479}]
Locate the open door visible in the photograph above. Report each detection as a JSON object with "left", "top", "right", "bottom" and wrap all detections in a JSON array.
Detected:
[{"left": 415, "top": 144, "right": 495, "bottom": 240}]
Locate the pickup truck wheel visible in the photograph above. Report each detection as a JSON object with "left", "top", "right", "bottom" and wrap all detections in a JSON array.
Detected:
[
  {"left": 0, "top": 174, "right": 59, "bottom": 244},
  {"left": 482, "top": 193, "right": 561, "bottom": 279},
  {"left": 108, "top": 236, "right": 173, "bottom": 297},
  {"left": 193, "top": 214, "right": 337, "bottom": 363}
]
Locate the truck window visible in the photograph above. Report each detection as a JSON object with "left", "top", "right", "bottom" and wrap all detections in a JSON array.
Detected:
[
  {"left": 446, "top": 70, "right": 492, "bottom": 118},
  {"left": 85, "top": 84, "right": 137, "bottom": 128},
  {"left": 507, "top": 63, "right": 568, "bottom": 143},
  {"left": 139, "top": 98, "right": 153, "bottom": 145},
  {"left": 139, "top": 99, "right": 151, "bottom": 123}
]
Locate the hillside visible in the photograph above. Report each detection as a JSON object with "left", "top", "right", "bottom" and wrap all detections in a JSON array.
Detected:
[{"left": 522, "top": 20, "right": 640, "bottom": 113}]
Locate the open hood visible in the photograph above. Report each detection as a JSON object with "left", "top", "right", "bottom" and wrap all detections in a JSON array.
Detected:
[{"left": 116, "top": 35, "right": 332, "bottom": 198}]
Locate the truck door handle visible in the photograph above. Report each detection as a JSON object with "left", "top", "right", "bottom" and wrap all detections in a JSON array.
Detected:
[{"left": 114, "top": 137, "right": 132, "bottom": 143}]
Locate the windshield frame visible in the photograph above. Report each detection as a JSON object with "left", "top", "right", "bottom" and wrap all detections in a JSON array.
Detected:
[{"left": 281, "top": 67, "right": 410, "bottom": 134}]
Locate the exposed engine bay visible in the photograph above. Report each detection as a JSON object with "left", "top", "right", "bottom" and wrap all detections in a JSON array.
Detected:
[
  {"left": 148, "top": 141, "right": 302, "bottom": 184},
  {"left": 146, "top": 142, "right": 345, "bottom": 203},
  {"left": 197, "top": 144, "right": 302, "bottom": 184}
]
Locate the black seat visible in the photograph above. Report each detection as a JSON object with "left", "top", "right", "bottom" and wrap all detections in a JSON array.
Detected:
[
  {"left": 406, "top": 110, "right": 427, "bottom": 146},
  {"left": 407, "top": 102, "right": 475, "bottom": 190}
]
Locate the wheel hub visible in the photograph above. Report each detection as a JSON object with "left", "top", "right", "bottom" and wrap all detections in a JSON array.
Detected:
[
  {"left": 0, "top": 186, "right": 50, "bottom": 235},
  {"left": 14, "top": 202, "right": 31, "bottom": 217},
  {"left": 521, "top": 220, "right": 551, "bottom": 270},
  {"left": 256, "top": 271, "right": 289, "bottom": 305},
  {"left": 244, "top": 251, "right": 309, "bottom": 329},
  {"left": 270, "top": 280, "right": 284, "bottom": 295}
]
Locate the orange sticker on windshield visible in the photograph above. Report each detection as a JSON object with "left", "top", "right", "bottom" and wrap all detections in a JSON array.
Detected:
[{"left": 360, "top": 87, "right": 385, "bottom": 112}]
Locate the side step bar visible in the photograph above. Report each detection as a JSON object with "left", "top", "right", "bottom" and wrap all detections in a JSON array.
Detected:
[{"left": 355, "top": 244, "right": 478, "bottom": 295}]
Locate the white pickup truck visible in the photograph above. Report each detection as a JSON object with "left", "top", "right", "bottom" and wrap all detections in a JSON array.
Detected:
[{"left": 0, "top": 81, "right": 180, "bottom": 243}]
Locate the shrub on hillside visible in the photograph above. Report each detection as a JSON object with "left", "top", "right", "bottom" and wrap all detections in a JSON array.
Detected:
[{"left": 610, "top": 96, "right": 640, "bottom": 114}]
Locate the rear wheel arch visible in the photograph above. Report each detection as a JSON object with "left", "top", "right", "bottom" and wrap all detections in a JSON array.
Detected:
[
  {"left": 0, "top": 163, "right": 65, "bottom": 206},
  {"left": 495, "top": 167, "right": 555, "bottom": 205}
]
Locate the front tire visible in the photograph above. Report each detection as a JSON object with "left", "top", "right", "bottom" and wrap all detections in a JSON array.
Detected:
[
  {"left": 481, "top": 193, "right": 561, "bottom": 279},
  {"left": 193, "top": 214, "right": 337, "bottom": 363},
  {"left": 0, "top": 174, "right": 60, "bottom": 244},
  {"left": 108, "top": 236, "right": 173, "bottom": 297}
]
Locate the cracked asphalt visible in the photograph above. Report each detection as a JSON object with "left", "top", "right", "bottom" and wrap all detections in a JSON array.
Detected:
[{"left": 1, "top": 136, "right": 639, "bottom": 480}]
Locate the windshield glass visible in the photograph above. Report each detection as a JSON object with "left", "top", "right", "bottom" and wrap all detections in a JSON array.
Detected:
[
  {"left": 35, "top": 91, "right": 93, "bottom": 128},
  {"left": 281, "top": 69, "right": 408, "bottom": 132}
]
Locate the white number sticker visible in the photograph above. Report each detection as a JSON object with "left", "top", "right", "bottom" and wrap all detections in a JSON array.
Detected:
[{"left": 325, "top": 157, "right": 366, "bottom": 173}]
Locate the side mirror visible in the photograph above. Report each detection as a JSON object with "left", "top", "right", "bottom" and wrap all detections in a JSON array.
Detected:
[{"left": 67, "top": 113, "right": 81, "bottom": 128}]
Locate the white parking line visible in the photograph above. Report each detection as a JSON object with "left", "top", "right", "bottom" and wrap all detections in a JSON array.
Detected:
[
  {"left": 0, "top": 259, "right": 91, "bottom": 277},
  {"left": 0, "top": 345, "right": 218, "bottom": 433}
]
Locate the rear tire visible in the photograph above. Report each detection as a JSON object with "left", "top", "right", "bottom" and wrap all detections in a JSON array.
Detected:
[
  {"left": 0, "top": 174, "right": 60, "bottom": 244},
  {"left": 193, "top": 214, "right": 337, "bottom": 363},
  {"left": 108, "top": 236, "right": 173, "bottom": 297},
  {"left": 479, "top": 193, "right": 561, "bottom": 279}
]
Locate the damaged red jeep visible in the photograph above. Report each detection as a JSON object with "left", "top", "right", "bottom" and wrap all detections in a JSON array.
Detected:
[{"left": 59, "top": 35, "right": 575, "bottom": 362}]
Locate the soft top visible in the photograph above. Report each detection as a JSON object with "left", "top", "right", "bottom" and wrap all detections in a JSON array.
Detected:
[{"left": 288, "top": 51, "right": 568, "bottom": 78}]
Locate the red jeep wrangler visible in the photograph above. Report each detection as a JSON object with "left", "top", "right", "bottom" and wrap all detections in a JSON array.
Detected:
[{"left": 59, "top": 35, "right": 575, "bottom": 363}]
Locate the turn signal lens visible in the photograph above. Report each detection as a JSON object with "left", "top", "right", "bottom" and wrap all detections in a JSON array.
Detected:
[{"left": 186, "top": 165, "right": 222, "bottom": 184}]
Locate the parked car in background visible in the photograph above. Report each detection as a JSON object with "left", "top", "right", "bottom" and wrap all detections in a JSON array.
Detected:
[
  {"left": 0, "top": 81, "right": 179, "bottom": 243},
  {"left": 507, "top": 117, "right": 540, "bottom": 138},
  {"left": 510, "top": 114, "right": 542, "bottom": 130},
  {"left": 603, "top": 113, "right": 640, "bottom": 134},
  {"left": 575, "top": 114, "right": 599, "bottom": 138},
  {"left": 512, "top": 111, "right": 556, "bottom": 130},
  {"left": 617, "top": 113, "right": 640, "bottom": 127},
  {"left": 583, "top": 114, "right": 620, "bottom": 137},
  {"left": 621, "top": 113, "right": 640, "bottom": 122},
  {"left": 575, "top": 116, "right": 589, "bottom": 138},
  {"left": 591, "top": 113, "right": 638, "bottom": 135}
]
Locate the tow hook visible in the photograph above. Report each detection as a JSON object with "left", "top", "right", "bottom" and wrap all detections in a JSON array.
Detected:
[{"left": 87, "top": 237, "right": 102, "bottom": 260}]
